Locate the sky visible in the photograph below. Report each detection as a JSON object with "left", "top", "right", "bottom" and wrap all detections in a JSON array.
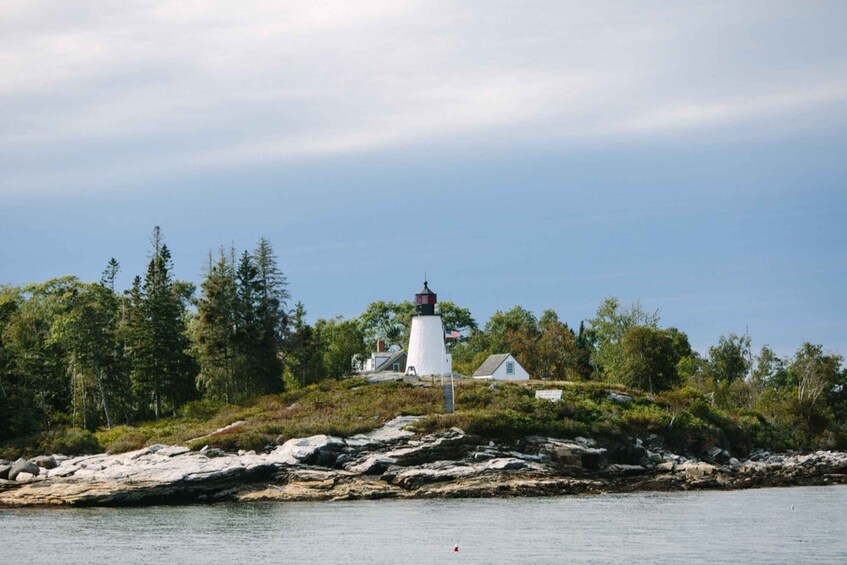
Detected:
[{"left": 1, "top": 1, "right": 846, "bottom": 356}]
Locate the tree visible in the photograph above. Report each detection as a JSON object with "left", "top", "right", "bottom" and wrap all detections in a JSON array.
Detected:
[
  {"left": 51, "top": 281, "right": 127, "bottom": 429},
  {"left": 619, "top": 326, "right": 680, "bottom": 393},
  {"left": 573, "top": 321, "right": 594, "bottom": 380},
  {"left": 252, "top": 237, "right": 288, "bottom": 394},
  {"left": 0, "top": 285, "right": 56, "bottom": 440},
  {"left": 588, "top": 297, "right": 660, "bottom": 379},
  {"left": 532, "top": 311, "right": 580, "bottom": 381},
  {"left": 486, "top": 306, "right": 539, "bottom": 354},
  {"left": 195, "top": 250, "right": 239, "bottom": 402},
  {"left": 438, "top": 301, "right": 478, "bottom": 345},
  {"left": 358, "top": 301, "right": 415, "bottom": 351},
  {"left": 358, "top": 299, "right": 477, "bottom": 353},
  {"left": 789, "top": 343, "right": 842, "bottom": 423},
  {"left": 314, "top": 317, "right": 367, "bottom": 379},
  {"left": 705, "top": 333, "right": 751, "bottom": 385},
  {"left": 284, "top": 302, "right": 324, "bottom": 387},
  {"left": 100, "top": 258, "right": 120, "bottom": 291},
  {"left": 751, "top": 346, "right": 788, "bottom": 391},
  {"left": 195, "top": 239, "right": 290, "bottom": 400},
  {"left": 129, "top": 227, "right": 197, "bottom": 418}
]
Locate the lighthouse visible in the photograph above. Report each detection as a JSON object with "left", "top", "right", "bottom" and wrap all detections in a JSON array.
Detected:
[{"left": 406, "top": 281, "right": 452, "bottom": 377}]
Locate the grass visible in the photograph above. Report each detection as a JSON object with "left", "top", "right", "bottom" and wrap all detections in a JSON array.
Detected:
[
  {"left": 94, "top": 378, "right": 443, "bottom": 455},
  {"left": 0, "top": 378, "right": 807, "bottom": 459}
]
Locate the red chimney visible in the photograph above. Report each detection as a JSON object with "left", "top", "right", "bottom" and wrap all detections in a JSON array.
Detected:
[{"left": 377, "top": 339, "right": 386, "bottom": 353}]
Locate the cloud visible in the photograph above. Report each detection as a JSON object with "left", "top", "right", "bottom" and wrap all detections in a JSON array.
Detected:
[{"left": 2, "top": 1, "right": 846, "bottom": 195}]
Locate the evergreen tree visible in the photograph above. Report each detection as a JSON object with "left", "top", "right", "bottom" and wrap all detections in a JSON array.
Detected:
[
  {"left": 100, "top": 258, "right": 120, "bottom": 291},
  {"left": 195, "top": 250, "right": 239, "bottom": 401},
  {"left": 252, "top": 237, "right": 288, "bottom": 393},
  {"left": 122, "top": 275, "right": 152, "bottom": 418},
  {"left": 131, "top": 227, "right": 197, "bottom": 418},
  {"left": 284, "top": 302, "right": 323, "bottom": 386}
]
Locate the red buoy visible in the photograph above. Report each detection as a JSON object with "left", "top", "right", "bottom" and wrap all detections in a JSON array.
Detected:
[{"left": 453, "top": 544, "right": 459, "bottom": 553}]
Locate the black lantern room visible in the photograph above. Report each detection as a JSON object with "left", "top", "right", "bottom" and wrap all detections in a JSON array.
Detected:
[{"left": 414, "top": 281, "right": 437, "bottom": 316}]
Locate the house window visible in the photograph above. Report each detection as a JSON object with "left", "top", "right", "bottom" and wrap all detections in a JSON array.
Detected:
[
  {"left": 506, "top": 362, "right": 515, "bottom": 375},
  {"left": 392, "top": 363, "right": 400, "bottom": 371}
]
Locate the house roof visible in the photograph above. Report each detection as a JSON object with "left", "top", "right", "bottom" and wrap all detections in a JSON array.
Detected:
[
  {"left": 375, "top": 350, "right": 407, "bottom": 372},
  {"left": 473, "top": 353, "right": 513, "bottom": 377}
]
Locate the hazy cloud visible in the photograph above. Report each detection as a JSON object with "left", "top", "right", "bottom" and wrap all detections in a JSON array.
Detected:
[{"left": 2, "top": 0, "right": 846, "bottom": 195}]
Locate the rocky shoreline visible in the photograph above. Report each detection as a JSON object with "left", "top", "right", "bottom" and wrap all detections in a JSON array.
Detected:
[{"left": 2, "top": 416, "right": 846, "bottom": 507}]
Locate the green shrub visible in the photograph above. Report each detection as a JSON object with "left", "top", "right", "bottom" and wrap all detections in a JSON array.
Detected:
[
  {"left": 180, "top": 398, "right": 227, "bottom": 420},
  {"left": 38, "top": 428, "right": 102, "bottom": 456},
  {"left": 620, "top": 404, "right": 666, "bottom": 432}
]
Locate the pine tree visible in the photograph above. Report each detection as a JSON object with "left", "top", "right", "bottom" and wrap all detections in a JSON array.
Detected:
[
  {"left": 234, "top": 250, "right": 262, "bottom": 396},
  {"left": 100, "top": 258, "right": 120, "bottom": 291},
  {"left": 252, "top": 237, "right": 289, "bottom": 393},
  {"left": 285, "top": 302, "right": 322, "bottom": 387},
  {"left": 131, "top": 227, "right": 197, "bottom": 418},
  {"left": 195, "top": 250, "right": 239, "bottom": 401},
  {"left": 122, "top": 275, "right": 152, "bottom": 418}
]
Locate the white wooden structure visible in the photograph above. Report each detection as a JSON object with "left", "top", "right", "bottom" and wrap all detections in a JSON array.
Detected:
[
  {"left": 535, "top": 389, "right": 563, "bottom": 401},
  {"left": 472, "top": 353, "right": 529, "bottom": 381}
]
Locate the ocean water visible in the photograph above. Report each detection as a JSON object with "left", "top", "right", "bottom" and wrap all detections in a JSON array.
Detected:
[{"left": 2, "top": 485, "right": 846, "bottom": 564}]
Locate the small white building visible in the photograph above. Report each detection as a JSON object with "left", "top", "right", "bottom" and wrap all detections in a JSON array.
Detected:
[{"left": 472, "top": 353, "right": 529, "bottom": 381}]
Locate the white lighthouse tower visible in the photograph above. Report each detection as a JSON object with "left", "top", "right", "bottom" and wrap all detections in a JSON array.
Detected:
[{"left": 406, "top": 281, "right": 452, "bottom": 377}]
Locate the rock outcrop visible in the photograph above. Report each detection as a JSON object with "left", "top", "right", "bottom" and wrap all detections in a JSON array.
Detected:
[{"left": 1, "top": 415, "right": 846, "bottom": 507}]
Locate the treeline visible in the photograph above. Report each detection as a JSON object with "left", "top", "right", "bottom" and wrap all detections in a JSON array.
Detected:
[
  {"left": 2, "top": 230, "right": 846, "bottom": 450},
  {"left": 449, "top": 298, "right": 847, "bottom": 448},
  {"left": 0, "top": 228, "right": 364, "bottom": 442},
  {"left": 351, "top": 298, "right": 847, "bottom": 448}
]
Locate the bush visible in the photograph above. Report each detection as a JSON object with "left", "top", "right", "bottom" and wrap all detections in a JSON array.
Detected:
[
  {"left": 180, "top": 398, "right": 227, "bottom": 420},
  {"left": 620, "top": 404, "right": 666, "bottom": 432},
  {"left": 38, "top": 428, "right": 102, "bottom": 456},
  {"left": 98, "top": 426, "right": 149, "bottom": 454}
]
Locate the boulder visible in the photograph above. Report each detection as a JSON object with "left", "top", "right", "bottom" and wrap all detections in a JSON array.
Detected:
[
  {"left": 748, "top": 449, "right": 770, "bottom": 462},
  {"left": 385, "top": 461, "right": 477, "bottom": 489},
  {"left": 385, "top": 430, "right": 474, "bottom": 466},
  {"left": 656, "top": 461, "right": 675, "bottom": 473},
  {"left": 15, "top": 472, "right": 37, "bottom": 482},
  {"left": 33, "top": 455, "right": 58, "bottom": 469},
  {"left": 548, "top": 443, "right": 608, "bottom": 472},
  {"left": 347, "top": 415, "right": 419, "bottom": 447},
  {"left": 268, "top": 435, "right": 347, "bottom": 466},
  {"left": 678, "top": 461, "right": 716, "bottom": 478},
  {"left": 705, "top": 446, "right": 732, "bottom": 464},
  {"left": 158, "top": 446, "right": 191, "bottom": 458},
  {"left": 347, "top": 455, "right": 397, "bottom": 475},
  {"left": 647, "top": 451, "right": 663, "bottom": 464},
  {"left": 9, "top": 458, "right": 40, "bottom": 481},
  {"left": 0, "top": 464, "right": 10, "bottom": 480},
  {"left": 608, "top": 392, "right": 633, "bottom": 404},
  {"left": 334, "top": 454, "right": 354, "bottom": 467},
  {"left": 606, "top": 443, "right": 647, "bottom": 466},
  {"left": 604, "top": 464, "right": 649, "bottom": 477},
  {"left": 547, "top": 445, "right": 581, "bottom": 468},
  {"left": 484, "top": 458, "right": 527, "bottom": 471},
  {"left": 643, "top": 434, "right": 665, "bottom": 450}
]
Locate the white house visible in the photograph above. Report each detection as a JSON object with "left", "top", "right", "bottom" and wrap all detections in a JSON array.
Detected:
[
  {"left": 472, "top": 353, "right": 529, "bottom": 381},
  {"left": 359, "top": 339, "right": 407, "bottom": 373}
]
